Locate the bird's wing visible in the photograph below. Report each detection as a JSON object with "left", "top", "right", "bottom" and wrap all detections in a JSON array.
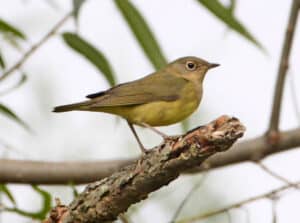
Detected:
[{"left": 85, "top": 72, "right": 187, "bottom": 107}]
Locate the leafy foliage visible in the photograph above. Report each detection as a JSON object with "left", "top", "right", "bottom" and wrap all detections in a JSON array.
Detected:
[
  {"left": 62, "top": 32, "right": 116, "bottom": 86},
  {"left": 0, "top": 184, "right": 16, "bottom": 205},
  {"left": 72, "top": 0, "right": 86, "bottom": 26},
  {"left": 5, "top": 185, "right": 52, "bottom": 220},
  {"left": 0, "top": 1, "right": 269, "bottom": 221},
  {"left": 228, "top": 0, "right": 236, "bottom": 13},
  {"left": 0, "top": 18, "right": 26, "bottom": 40},
  {"left": 114, "top": 0, "right": 167, "bottom": 70},
  {"left": 0, "top": 103, "right": 29, "bottom": 131},
  {"left": 0, "top": 50, "right": 5, "bottom": 69},
  {"left": 197, "top": 0, "right": 263, "bottom": 49}
]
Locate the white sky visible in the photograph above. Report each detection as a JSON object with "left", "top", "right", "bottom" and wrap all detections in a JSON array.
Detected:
[{"left": 0, "top": 0, "right": 299, "bottom": 222}]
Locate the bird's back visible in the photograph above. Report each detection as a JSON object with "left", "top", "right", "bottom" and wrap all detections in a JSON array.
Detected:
[{"left": 53, "top": 69, "right": 202, "bottom": 126}]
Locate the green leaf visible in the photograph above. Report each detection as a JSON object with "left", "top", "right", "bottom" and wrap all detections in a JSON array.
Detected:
[
  {"left": 2, "top": 32, "right": 23, "bottom": 51},
  {"left": 0, "top": 73, "right": 27, "bottom": 96},
  {"left": 228, "top": 0, "right": 236, "bottom": 14},
  {"left": 0, "top": 50, "right": 5, "bottom": 69},
  {"left": 197, "top": 0, "right": 264, "bottom": 50},
  {"left": 0, "top": 18, "right": 26, "bottom": 40},
  {"left": 0, "top": 103, "right": 29, "bottom": 131},
  {"left": 114, "top": 0, "right": 167, "bottom": 70},
  {"left": 0, "top": 184, "right": 16, "bottom": 205},
  {"left": 62, "top": 32, "right": 116, "bottom": 86},
  {"left": 13, "top": 73, "right": 27, "bottom": 90},
  {"left": 73, "top": 0, "right": 86, "bottom": 25},
  {"left": 31, "top": 185, "right": 52, "bottom": 219},
  {"left": 6, "top": 185, "right": 51, "bottom": 220}
]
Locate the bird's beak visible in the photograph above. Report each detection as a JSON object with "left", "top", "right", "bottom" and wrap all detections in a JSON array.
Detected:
[{"left": 208, "top": 63, "right": 220, "bottom": 69}]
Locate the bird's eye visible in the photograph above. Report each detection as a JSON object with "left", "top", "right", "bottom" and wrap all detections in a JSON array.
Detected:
[{"left": 185, "top": 61, "right": 197, "bottom": 71}]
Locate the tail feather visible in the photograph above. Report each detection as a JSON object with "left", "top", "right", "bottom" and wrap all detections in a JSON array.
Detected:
[{"left": 53, "top": 101, "right": 89, "bottom": 113}]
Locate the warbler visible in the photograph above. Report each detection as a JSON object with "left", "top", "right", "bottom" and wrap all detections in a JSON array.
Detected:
[{"left": 53, "top": 56, "right": 219, "bottom": 152}]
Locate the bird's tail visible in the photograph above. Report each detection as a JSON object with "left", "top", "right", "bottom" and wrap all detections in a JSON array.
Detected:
[{"left": 53, "top": 101, "right": 90, "bottom": 113}]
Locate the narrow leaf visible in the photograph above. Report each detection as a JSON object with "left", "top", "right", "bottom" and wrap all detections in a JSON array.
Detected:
[
  {"left": 2, "top": 32, "right": 23, "bottom": 51},
  {"left": 0, "top": 74, "right": 27, "bottom": 96},
  {"left": 0, "top": 103, "right": 29, "bottom": 131},
  {"left": 197, "top": 0, "right": 264, "bottom": 50},
  {"left": 0, "top": 50, "right": 5, "bottom": 69},
  {"left": 228, "top": 0, "right": 236, "bottom": 14},
  {"left": 0, "top": 19, "right": 26, "bottom": 40},
  {"left": 114, "top": 0, "right": 167, "bottom": 70},
  {"left": 73, "top": 0, "right": 86, "bottom": 25},
  {"left": 0, "top": 184, "right": 16, "bottom": 205},
  {"left": 13, "top": 73, "right": 27, "bottom": 90},
  {"left": 31, "top": 185, "right": 52, "bottom": 219},
  {"left": 62, "top": 32, "right": 116, "bottom": 86},
  {"left": 6, "top": 185, "right": 51, "bottom": 220}
]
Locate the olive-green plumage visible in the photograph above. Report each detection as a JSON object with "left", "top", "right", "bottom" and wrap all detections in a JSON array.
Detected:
[{"left": 53, "top": 56, "right": 219, "bottom": 126}]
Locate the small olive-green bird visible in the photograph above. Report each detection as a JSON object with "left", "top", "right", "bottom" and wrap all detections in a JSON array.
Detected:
[{"left": 53, "top": 56, "right": 219, "bottom": 152}]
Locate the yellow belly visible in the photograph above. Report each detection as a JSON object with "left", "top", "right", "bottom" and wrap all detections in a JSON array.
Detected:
[
  {"left": 98, "top": 82, "right": 202, "bottom": 126},
  {"left": 127, "top": 100, "right": 199, "bottom": 126}
]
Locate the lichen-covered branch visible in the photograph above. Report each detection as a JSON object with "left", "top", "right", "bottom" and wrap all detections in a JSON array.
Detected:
[{"left": 43, "top": 116, "right": 245, "bottom": 223}]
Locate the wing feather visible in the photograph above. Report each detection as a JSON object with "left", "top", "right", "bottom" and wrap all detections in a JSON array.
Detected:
[{"left": 85, "top": 72, "right": 187, "bottom": 108}]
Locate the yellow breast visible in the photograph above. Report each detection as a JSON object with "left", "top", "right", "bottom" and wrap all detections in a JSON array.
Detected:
[{"left": 109, "top": 81, "right": 202, "bottom": 126}]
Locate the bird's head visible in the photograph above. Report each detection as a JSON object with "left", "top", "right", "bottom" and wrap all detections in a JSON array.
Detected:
[{"left": 168, "top": 56, "right": 219, "bottom": 83}]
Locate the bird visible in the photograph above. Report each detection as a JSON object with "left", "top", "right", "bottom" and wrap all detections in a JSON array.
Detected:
[{"left": 53, "top": 56, "right": 219, "bottom": 153}]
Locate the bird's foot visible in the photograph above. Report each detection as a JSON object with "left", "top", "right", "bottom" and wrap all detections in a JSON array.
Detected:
[{"left": 140, "top": 122, "right": 180, "bottom": 142}]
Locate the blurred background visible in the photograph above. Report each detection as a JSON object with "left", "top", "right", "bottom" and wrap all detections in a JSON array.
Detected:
[{"left": 0, "top": 0, "right": 300, "bottom": 222}]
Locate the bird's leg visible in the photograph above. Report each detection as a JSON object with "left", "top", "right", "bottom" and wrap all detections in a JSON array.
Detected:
[
  {"left": 140, "top": 122, "right": 171, "bottom": 140},
  {"left": 127, "top": 121, "right": 147, "bottom": 154}
]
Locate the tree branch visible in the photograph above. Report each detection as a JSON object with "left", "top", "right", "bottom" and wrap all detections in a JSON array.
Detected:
[
  {"left": 43, "top": 116, "right": 245, "bottom": 223},
  {"left": 1, "top": 127, "right": 300, "bottom": 184},
  {"left": 268, "top": 0, "right": 300, "bottom": 134},
  {"left": 289, "top": 72, "right": 300, "bottom": 125},
  {"left": 177, "top": 180, "right": 300, "bottom": 223},
  {"left": 170, "top": 174, "right": 208, "bottom": 223},
  {"left": 189, "top": 126, "right": 300, "bottom": 172},
  {"left": 256, "top": 161, "right": 300, "bottom": 189},
  {"left": 0, "top": 12, "right": 71, "bottom": 82}
]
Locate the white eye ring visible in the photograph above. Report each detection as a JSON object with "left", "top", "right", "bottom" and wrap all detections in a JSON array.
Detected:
[{"left": 185, "top": 61, "right": 197, "bottom": 71}]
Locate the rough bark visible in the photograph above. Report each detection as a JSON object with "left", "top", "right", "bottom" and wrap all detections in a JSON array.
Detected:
[{"left": 43, "top": 116, "right": 245, "bottom": 223}]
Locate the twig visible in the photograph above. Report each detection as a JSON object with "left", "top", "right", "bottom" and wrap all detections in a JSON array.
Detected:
[
  {"left": 169, "top": 174, "right": 207, "bottom": 223},
  {"left": 289, "top": 71, "right": 300, "bottom": 125},
  {"left": 268, "top": 0, "right": 300, "bottom": 134},
  {"left": 256, "top": 161, "right": 300, "bottom": 189},
  {"left": 1, "top": 127, "right": 300, "bottom": 184},
  {"left": 43, "top": 116, "right": 245, "bottom": 223},
  {"left": 176, "top": 180, "right": 300, "bottom": 223},
  {"left": 0, "top": 12, "right": 72, "bottom": 82}
]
